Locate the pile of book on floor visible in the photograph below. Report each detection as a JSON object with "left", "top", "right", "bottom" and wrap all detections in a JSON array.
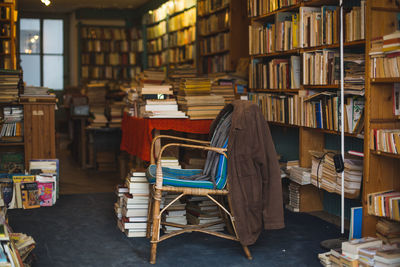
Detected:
[
  {"left": 367, "top": 190, "right": 400, "bottom": 221},
  {"left": 0, "top": 69, "right": 21, "bottom": 103},
  {"left": 322, "top": 236, "right": 400, "bottom": 267},
  {"left": 186, "top": 196, "right": 225, "bottom": 232},
  {"left": 177, "top": 78, "right": 225, "bottom": 120},
  {"left": 162, "top": 193, "right": 187, "bottom": 234},
  {"left": 0, "top": 106, "right": 23, "bottom": 143},
  {"left": 115, "top": 170, "right": 150, "bottom": 237},
  {"left": 285, "top": 182, "right": 301, "bottom": 212},
  {"left": 310, "top": 151, "right": 363, "bottom": 198},
  {"left": 10, "top": 232, "right": 36, "bottom": 266},
  {"left": 139, "top": 98, "right": 187, "bottom": 119}
]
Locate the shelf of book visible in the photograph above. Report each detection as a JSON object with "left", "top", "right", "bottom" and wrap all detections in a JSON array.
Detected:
[
  {"left": 251, "top": 89, "right": 300, "bottom": 93},
  {"left": 197, "top": 4, "right": 229, "bottom": 18},
  {"left": 198, "top": 0, "right": 248, "bottom": 74},
  {"left": 370, "top": 150, "right": 400, "bottom": 160}
]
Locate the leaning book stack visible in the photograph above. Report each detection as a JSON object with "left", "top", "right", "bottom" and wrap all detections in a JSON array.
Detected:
[{"left": 116, "top": 171, "right": 150, "bottom": 237}]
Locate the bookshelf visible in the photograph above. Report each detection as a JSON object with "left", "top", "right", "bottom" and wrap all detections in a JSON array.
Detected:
[
  {"left": 0, "top": 1, "right": 16, "bottom": 70},
  {"left": 197, "top": 0, "right": 249, "bottom": 74},
  {"left": 143, "top": 0, "right": 197, "bottom": 70},
  {"left": 362, "top": 0, "right": 400, "bottom": 236},
  {"left": 248, "top": 0, "right": 367, "bottom": 210},
  {"left": 79, "top": 25, "right": 143, "bottom": 81}
]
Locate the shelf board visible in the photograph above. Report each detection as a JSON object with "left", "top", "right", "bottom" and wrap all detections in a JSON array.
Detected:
[
  {"left": 81, "top": 64, "right": 136, "bottom": 67},
  {"left": 199, "top": 27, "right": 230, "bottom": 38},
  {"left": 370, "top": 118, "right": 400, "bottom": 123},
  {"left": 169, "top": 5, "right": 196, "bottom": 19},
  {"left": 0, "top": 36, "right": 11, "bottom": 39},
  {"left": 168, "top": 24, "right": 195, "bottom": 34},
  {"left": 371, "top": 78, "right": 400, "bottom": 84},
  {"left": 0, "top": 19, "right": 11, "bottom": 23},
  {"left": 0, "top": 53, "right": 11, "bottom": 56},
  {"left": 0, "top": 142, "right": 24, "bottom": 146},
  {"left": 147, "top": 34, "right": 167, "bottom": 42},
  {"left": 168, "top": 59, "right": 194, "bottom": 65},
  {"left": 168, "top": 41, "right": 195, "bottom": 49},
  {"left": 251, "top": 49, "right": 300, "bottom": 58},
  {"left": 267, "top": 122, "right": 362, "bottom": 138},
  {"left": 371, "top": 6, "right": 400, "bottom": 13},
  {"left": 250, "top": 0, "right": 339, "bottom": 21},
  {"left": 200, "top": 49, "right": 229, "bottom": 57},
  {"left": 198, "top": 5, "right": 229, "bottom": 18},
  {"left": 145, "top": 18, "right": 167, "bottom": 27},
  {"left": 301, "top": 39, "right": 366, "bottom": 52},
  {"left": 147, "top": 49, "right": 167, "bottom": 55},
  {"left": 371, "top": 150, "right": 400, "bottom": 160},
  {"left": 250, "top": 88, "right": 300, "bottom": 93},
  {"left": 251, "top": 40, "right": 365, "bottom": 58},
  {"left": 302, "top": 84, "right": 339, "bottom": 89}
]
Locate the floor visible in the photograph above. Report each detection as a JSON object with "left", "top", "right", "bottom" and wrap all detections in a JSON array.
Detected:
[{"left": 6, "top": 136, "right": 342, "bottom": 266}]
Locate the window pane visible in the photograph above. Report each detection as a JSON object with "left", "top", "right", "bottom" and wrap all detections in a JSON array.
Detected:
[
  {"left": 20, "top": 19, "right": 40, "bottom": 54},
  {"left": 43, "top": 55, "right": 63, "bottom": 90},
  {"left": 20, "top": 55, "right": 40, "bottom": 86},
  {"left": 43, "top": 19, "right": 63, "bottom": 54}
]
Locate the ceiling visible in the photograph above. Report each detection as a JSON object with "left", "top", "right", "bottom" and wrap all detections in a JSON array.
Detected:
[{"left": 18, "top": 0, "right": 150, "bottom": 13}]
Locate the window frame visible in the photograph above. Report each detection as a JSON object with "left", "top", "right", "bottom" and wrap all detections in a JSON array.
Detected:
[{"left": 18, "top": 13, "right": 69, "bottom": 90}]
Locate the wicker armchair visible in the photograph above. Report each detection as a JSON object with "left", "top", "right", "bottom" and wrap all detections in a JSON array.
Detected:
[{"left": 145, "top": 115, "right": 252, "bottom": 264}]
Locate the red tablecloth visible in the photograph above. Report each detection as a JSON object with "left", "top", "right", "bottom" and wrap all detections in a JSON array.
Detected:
[{"left": 120, "top": 113, "right": 213, "bottom": 162}]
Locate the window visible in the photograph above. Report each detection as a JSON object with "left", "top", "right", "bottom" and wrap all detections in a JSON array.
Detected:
[{"left": 19, "top": 18, "right": 64, "bottom": 90}]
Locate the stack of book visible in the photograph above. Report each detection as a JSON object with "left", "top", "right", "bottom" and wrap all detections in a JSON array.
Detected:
[
  {"left": 285, "top": 182, "right": 301, "bottom": 212},
  {"left": 163, "top": 193, "right": 187, "bottom": 234},
  {"left": 186, "top": 196, "right": 224, "bottom": 232},
  {"left": 160, "top": 157, "right": 181, "bottom": 169},
  {"left": 0, "top": 69, "right": 20, "bottom": 103},
  {"left": 367, "top": 190, "right": 400, "bottom": 221},
  {"left": 21, "top": 86, "right": 56, "bottom": 100},
  {"left": 0, "top": 106, "right": 23, "bottom": 143},
  {"left": 10, "top": 233, "right": 36, "bottom": 265},
  {"left": 139, "top": 70, "right": 165, "bottom": 85},
  {"left": 339, "top": 237, "right": 382, "bottom": 266},
  {"left": 88, "top": 106, "right": 108, "bottom": 128},
  {"left": 117, "top": 171, "right": 150, "bottom": 237},
  {"left": 370, "top": 31, "right": 400, "bottom": 78},
  {"left": 85, "top": 82, "right": 107, "bottom": 106},
  {"left": 310, "top": 151, "right": 363, "bottom": 198},
  {"left": 140, "top": 98, "right": 187, "bottom": 119},
  {"left": 374, "top": 248, "right": 400, "bottom": 266},
  {"left": 167, "top": 66, "right": 197, "bottom": 95},
  {"left": 343, "top": 54, "right": 365, "bottom": 95},
  {"left": 289, "top": 166, "right": 311, "bottom": 185},
  {"left": 177, "top": 78, "right": 225, "bottom": 119},
  {"left": 210, "top": 77, "right": 235, "bottom": 104},
  {"left": 376, "top": 219, "right": 400, "bottom": 245},
  {"left": 107, "top": 101, "right": 125, "bottom": 128}
]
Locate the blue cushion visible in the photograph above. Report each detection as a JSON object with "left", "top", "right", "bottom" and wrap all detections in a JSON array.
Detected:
[{"left": 146, "top": 140, "right": 228, "bottom": 190}]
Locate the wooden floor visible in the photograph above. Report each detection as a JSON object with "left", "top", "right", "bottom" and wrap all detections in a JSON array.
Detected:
[{"left": 57, "top": 135, "right": 123, "bottom": 195}]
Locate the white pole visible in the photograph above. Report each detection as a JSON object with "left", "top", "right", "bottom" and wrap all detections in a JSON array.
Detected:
[{"left": 340, "top": 0, "right": 345, "bottom": 235}]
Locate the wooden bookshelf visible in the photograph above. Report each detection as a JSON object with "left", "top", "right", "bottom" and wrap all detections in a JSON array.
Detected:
[
  {"left": 248, "top": 0, "right": 367, "bottom": 216},
  {"left": 197, "top": 0, "right": 249, "bottom": 74},
  {"left": 0, "top": 2, "right": 16, "bottom": 70},
  {"left": 362, "top": 0, "right": 400, "bottom": 237},
  {"left": 79, "top": 25, "right": 143, "bottom": 81}
]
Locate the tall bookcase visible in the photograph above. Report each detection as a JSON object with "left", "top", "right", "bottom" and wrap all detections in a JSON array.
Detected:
[
  {"left": 143, "top": 0, "right": 197, "bottom": 70},
  {"left": 247, "top": 0, "right": 367, "bottom": 213},
  {"left": 197, "top": 0, "right": 249, "bottom": 74},
  {"left": 362, "top": 0, "right": 400, "bottom": 236},
  {"left": 79, "top": 25, "right": 143, "bottom": 82},
  {"left": 0, "top": 1, "right": 16, "bottom": 70}
]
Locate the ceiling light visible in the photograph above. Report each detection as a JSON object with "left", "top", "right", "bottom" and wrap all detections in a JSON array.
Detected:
[{"left": 41, "top": 0, "right": 51, "bottom": 6}]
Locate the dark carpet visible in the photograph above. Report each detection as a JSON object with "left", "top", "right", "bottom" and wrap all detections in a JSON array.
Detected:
[{"left": 7, "top": 193, "right": 339, "bottom": 267}]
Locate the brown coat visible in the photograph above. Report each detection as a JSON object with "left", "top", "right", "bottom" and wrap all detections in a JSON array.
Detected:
[{"left": 211, "top": 100, "right": 285, "bottom": 246}]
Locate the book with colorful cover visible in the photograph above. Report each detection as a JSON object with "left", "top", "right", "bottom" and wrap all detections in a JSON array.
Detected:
[
  {"left": 20, "top": 182, "right": 40, "bottom": 209},
  {"left": 11, "top": 175, "right": 35, "bottom": 183},
  {"left": 29, "top": 159, "right": 59, "bottom": 200},
  {"left": 37, "top": 182, "right": 53, "bottom": 207}
]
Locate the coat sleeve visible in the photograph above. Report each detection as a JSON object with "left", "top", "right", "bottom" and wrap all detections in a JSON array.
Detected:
[{"left": 253, "top": 108, "right": 285, "bottom": 230}]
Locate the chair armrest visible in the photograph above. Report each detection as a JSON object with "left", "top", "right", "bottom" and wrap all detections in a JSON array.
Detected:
[
  {"left": 150, "top": 134, "right": 211, "bottom": 164},
  {"left": 154, "top": 142, "right": 227, "bottom": 189}
]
